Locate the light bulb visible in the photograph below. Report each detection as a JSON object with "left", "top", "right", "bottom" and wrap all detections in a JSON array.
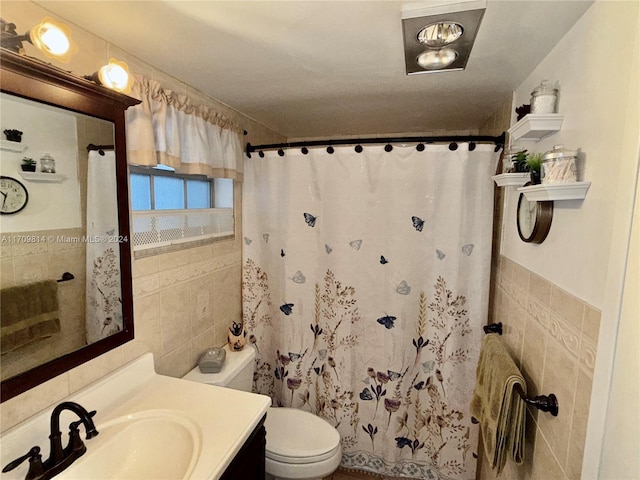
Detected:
[
  {"left": 417, "top": 22, "right": 464, "bottom": 47},
  {"left": 97, "top": 59, "right": 133, "bottom": 93},
  {"left": 28, "top": 17, "right": 76, "bottom": 62},
  {"left": 38, "top": 23, "right": 70, "bottom": 55},
  {"left": 416, "top": 49, "right": 458, "bottom": 70}
]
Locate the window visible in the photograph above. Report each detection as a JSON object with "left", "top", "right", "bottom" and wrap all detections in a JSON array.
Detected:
[{"left": 129, "top": 166, "right": 234, "bottom": 251}]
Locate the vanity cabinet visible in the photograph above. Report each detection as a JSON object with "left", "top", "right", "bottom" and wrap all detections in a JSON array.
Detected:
[{"left": 220, "top": 416, "right": 266, "bottom": 480}]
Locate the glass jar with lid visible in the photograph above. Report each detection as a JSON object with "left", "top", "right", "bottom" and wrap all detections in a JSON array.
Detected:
[
  {"left": 40, "top": 153, "right": 56, "bottom": 173},
  {"left": 501, "top": 145, "right": 524, "bottom": 173},
  {"left": 542, "top": 145, "right": 577, "bottom": 183},
  {"left": 530, "top": 80, "right": 559, "bottom": 114}
]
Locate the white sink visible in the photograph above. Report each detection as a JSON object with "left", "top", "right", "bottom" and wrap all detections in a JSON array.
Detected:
[
  {"left": 59, "top": 410, "right": 201, "bottom": 480},
  {"left": 0, "top": 353, "right": 271, "bottom": 480}
]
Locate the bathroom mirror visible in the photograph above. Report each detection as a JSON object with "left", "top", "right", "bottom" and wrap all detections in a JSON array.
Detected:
[{"left": 0, "top": 49, "right": 140, "bottom": 402}]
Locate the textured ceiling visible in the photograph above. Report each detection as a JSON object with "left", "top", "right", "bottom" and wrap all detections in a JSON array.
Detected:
[{"left": 36, "top": 1, "right": 593, "bottom": 138}]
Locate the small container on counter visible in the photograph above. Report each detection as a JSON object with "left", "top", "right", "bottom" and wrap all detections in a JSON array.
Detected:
[
  {"left": 530, "top": 80, "right": 559, "bottom": 114},
  {"left": 542, "top": 145, "right": 578, "bottom": 183}
]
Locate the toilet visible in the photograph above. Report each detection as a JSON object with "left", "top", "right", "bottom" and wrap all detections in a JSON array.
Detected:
[{"left": 183, "top": 345, "right": 342, "bottom": 480}]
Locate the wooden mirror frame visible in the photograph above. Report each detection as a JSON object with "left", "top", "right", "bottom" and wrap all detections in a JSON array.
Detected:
[{"left": 0, "top": 49, "right": 140, "bottom": 402}]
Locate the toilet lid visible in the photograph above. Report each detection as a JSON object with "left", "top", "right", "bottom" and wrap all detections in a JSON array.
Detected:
[{"left": 265, "top": 407, "right": 340, "bottom": 463}]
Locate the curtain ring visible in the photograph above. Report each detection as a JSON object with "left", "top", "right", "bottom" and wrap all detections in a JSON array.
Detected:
[
  {"left": 416, "top": 143, "right": 425, "bottom": 152},
  {"left": 468, "top": 142, "right": 476, "bottom": 151},
  {"left": 301, "top": 147, "right": 309, "bottom": 155},
  {"left": 384, "top": 144, "right": 393, "bottom": 152},
  {"left": 354, "top": 145, "right": 363, "bottom": 153},
  {"left": 259, "top": 151, "right": 265, "bottom": 158},
  {"left": 449, "top": 142, "right": 458, "bottom": 151},
  {"left": 327, "top": 146, "right": 334, "bottom": 154},
  {"left": 278, "top": 148, "right": 285, "bottom": 157}
]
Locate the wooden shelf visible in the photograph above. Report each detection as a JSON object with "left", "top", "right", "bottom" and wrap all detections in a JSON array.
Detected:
[
  {"left": 19, "top": 171, "right": 67, "bottom": 183},
  {"left": 0, "top": 139, "right": 27, "bottom": 153},
  {"left": 492, "top": 173, "right": 530, "bottom": 187},
  {"left": 508, "top": 114, "right": 564, "bottom": 143},
  {"left": 517, "top": 182, "right": 591, "bottom": 201}
]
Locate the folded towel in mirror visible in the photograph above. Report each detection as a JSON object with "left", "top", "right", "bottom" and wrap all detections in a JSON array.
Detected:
[{"left": 1, "top": 280, "right": 61, "bottom": 355}]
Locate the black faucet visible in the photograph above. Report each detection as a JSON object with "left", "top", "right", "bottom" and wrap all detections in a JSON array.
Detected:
[{"left": 2, "top": 402, "right": 99, "bottom": 480}]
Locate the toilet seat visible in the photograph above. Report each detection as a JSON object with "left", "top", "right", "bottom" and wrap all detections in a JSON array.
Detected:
[{"left": 265, "top": 407, "right": 341, "bottom": 464}]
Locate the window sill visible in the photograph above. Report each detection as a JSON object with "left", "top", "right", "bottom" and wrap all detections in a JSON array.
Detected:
[{"left": 133, "top": 233, "right": 235, "bottom": 259}]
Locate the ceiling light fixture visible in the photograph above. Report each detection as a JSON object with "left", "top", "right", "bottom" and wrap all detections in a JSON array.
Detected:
[
  {"left": 86, "top": 58, "right": 133, "bottom": 94},
  {"left": 0, "top": 17, "right": 77, "bottom": 62},
  {"left": 402, "top": 3, "right": 485, "bottom": 75}
]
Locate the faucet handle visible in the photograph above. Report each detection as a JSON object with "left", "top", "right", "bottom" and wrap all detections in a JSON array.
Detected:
[
  {"left": 67, "top": 421, "right": 87, "bottom": 454},
  {"left": 1, "top": 446, "right": 45, "bottom": 479}
]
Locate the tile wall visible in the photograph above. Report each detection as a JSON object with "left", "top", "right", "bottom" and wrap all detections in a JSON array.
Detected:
[{"left": 480, "top": 256, "right": 600, "bottom": 480}]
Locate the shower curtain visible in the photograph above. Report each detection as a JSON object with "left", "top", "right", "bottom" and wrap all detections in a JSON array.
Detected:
[
  {"left": 242, "top": 144, "right": 497, "bottom": 479},
  {"left": 86, "top": 150, "right": 122, "bottom": 343}
]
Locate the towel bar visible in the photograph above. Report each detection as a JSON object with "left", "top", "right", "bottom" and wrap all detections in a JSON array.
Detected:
[
  {"left": 483, "top": 322, "right": 503, "bottom": 335},
  {"left": 514, "top": 384, "right": 558, "bottom": 416},
  {"left": 56, "top": 272, "right": 74, "bottom": 283},
  {"left": 482, "top": 323, "right": 559, "bottom": 416}
]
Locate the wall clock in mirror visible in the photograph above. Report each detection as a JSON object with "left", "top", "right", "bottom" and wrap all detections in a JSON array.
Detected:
[
  {"left": 0, "top": 176, "right": 29, "bottom": 214},
  {"left": 517, "top": 182, "right": 553, "bottom": 243}
]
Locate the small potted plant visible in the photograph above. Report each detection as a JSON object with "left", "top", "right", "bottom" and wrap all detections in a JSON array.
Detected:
[
  {"left": 3, "top": 129, "right": 22, "bottom": 142},
  {"left": 526, "top": 153, "right": 543, "bottom": 184},
  {"left": 21, "top": 157, "right": 36, "bottom": 172},
  {"left": 513, "top": 150, "right": 529, "bottom": 173}
]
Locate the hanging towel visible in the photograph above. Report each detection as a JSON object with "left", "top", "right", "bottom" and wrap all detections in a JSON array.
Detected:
[
  {"left": 470, "top": 333, "right": 526, "bottom": 475},
  {"left": 1, "top": 280, "right": 61, "bottom": 354}
]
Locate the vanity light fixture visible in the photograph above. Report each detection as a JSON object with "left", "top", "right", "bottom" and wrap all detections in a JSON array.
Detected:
[
  {"left": 85, "top": 58, "right": 133, "bottom": 94},
  {"left": 402, "top": 4, "right": 485, "bottom": 75},
  {"left": 0, "top": 17, "right": 77, "bottom": 62}
]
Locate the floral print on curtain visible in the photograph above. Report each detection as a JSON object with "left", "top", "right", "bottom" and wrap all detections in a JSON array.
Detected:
[{"left": 242, "top": 144, "right": 497, "bottom": 479}]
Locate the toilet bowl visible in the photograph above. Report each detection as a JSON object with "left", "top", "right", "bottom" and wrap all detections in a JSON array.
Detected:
[
  {"left": 264, "top": 407, "right": 341, "bottom": 480},
  {"left": 183, "top": 345, "right": 342, "bottom": 480}
]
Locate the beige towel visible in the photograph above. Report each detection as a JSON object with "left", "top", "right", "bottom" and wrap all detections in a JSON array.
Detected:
[
  {"left": 470, "top": 333, "right": 526, "bottom": 475},
  {"left": 1, "top": 280, "right": 61, "bottom": 355}
]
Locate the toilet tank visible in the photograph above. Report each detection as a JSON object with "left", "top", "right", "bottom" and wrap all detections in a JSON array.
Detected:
[{"left": 182, "top": 344, "right": 256, "bottom": 392}]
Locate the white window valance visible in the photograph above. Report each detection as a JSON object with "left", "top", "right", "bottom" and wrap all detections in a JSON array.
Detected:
[{"left": 125, "top": 75, "right": 244, "bottom": 181}]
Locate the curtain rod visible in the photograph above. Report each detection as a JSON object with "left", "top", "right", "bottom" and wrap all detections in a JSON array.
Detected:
[
  {"left": 86, "top": 144, "right": 114, "bottom": 156},
  {"left": 246, "top": 132, "right": 506, "bottom": 156}
]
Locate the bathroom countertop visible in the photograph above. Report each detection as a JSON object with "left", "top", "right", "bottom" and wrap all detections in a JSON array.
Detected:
[{"left": 0, "top": 353, "right": 271, "bottom": 480}]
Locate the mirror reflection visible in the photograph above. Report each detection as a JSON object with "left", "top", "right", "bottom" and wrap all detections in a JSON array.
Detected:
[{"left": 0, "top": 92, "right": 123, "bottom": 382}]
